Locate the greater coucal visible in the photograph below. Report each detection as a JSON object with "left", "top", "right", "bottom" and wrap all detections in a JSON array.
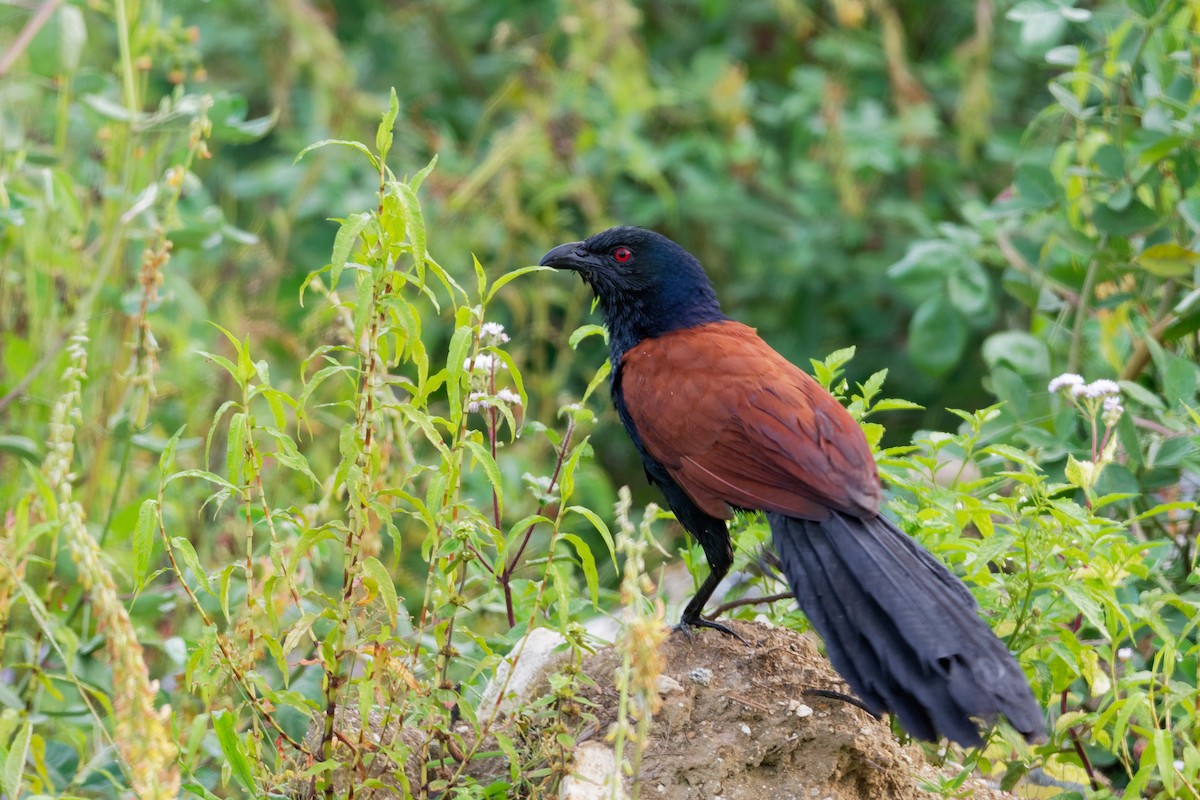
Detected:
[{"left": 540, "top": 226, "right": 1043, "bottom": 747}]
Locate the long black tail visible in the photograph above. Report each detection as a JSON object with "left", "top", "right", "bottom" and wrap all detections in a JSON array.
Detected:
[{"left": 769, "top": 510, "right": 1043, "bottom": 747}]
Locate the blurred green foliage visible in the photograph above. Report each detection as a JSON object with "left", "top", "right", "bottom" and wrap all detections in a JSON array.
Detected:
[{"left": 2, "top": 0, "right": 1200, "bottom": 797}]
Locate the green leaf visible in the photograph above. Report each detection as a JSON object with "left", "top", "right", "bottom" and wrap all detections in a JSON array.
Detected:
[
  {"left": 566, "top": 506, "right": 617, "bottom": 570},
  {"left": 294, "top": 138, "right": 379, "bottom": 169},
  {"left": 1064, "top": 454, "right": 1096, "bottom": 493},
  {"left": 485, "top": 265, "right": 554, "bottom": 305},
  {"left": 1092, "top": 200, "right": 1157, "bottom": 237},
  {"left": 213, "top": 710, "right": 256, "bottom": 794},
  {"left": 870, "top": 398, "right": 924, "bottom": 412},
  {"left": 181, "top": 781, "right": 224, "bottom": 800},
  {"left": 560, "top": 533, "right": 600, "bottom": 607},
  {"left": 981, "top": 331, "right": 1049, "bottom": 377},
  {"left": 171, "top": 536, "right": 214, "bottom": 596},
  {"left": 208, "top": 93, "right": 277, "bottom": 144},
  {"left": 226, "top": 412, "right": 245, "bottom": 485},
  {"left": 1163, "top": 355, "right": 1198, "bottom": 406},
  {"left": 160, "top": 426, "right": 186, "bottom": 473},
  {"left": 2, "top": 720, "right": 31, "bottom": 799},
  {"left": 582, "top": 358, "right": 611, "bottom": 403},
  {"left": 0, "top": 435, "right": 41, "bottom": 462},
  {"left": 947, "top": 257, "right": 991, "bottom": 317},
  {"left": 1178, "top": 197, "right": 1200, "bottom": 235},
  {"left": 1014, "top": 163, "right": 1058, "bottom": 208},
  {"left": 887, "top": 241, "right": 965, "bottom": 293},
  {"left": 411, "top": 154, "right": 438, "bottom": 193},
  {"left": 568, "top": 324, "right": 608, "bottom": 350},
  {"left": 361, "top": 556, "right": 399, "bottom": 622},
  {"left": 1093, "top": 143, "right": 1124, "bottom": 179},
  {"left": 376, "top": 87, "right": 399, "bottom": 162},
  {"left": 263, "top": 428, "right": 319, "bottom": 484},
  {"left": 446, "top": 327, "right": 473, "bottom": 412},
  {"left": 331, "top": 212, "right": 372, "bottom": 288},
  {"left": 907, "top": 297, "right": 967, "bottom": 375},
  {"left": 395, "top": 181, "right": 427, "bottom": 278},
  {"left": 1137, "top": 243, "right": 1200, "bottom": 277},
  {"left": 463, "top": 440, "right": 504, "bottom": 499},
  {"left": 134, "top": 499, "right": 158, "bottom": 587}
]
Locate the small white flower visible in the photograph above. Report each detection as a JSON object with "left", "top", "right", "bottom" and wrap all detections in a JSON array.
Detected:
[
  {"left": 465, "top": 353, "right": 506, "bottom": 373},
  {"left": 496, "top": 388, "right": 522, "bottom": 406},
  {"left": 1086, "top": 379, "right": 1122, "bottom": 398},
  {"left": 1116, "top": 647, "right": 1133, "bottom": 661},
  {"left": 480, "top": 321, "right": 510, "bottom": 344},
  {"left": 466, "top": 391, "right": 488, "bottom": 413},
  {"left": 1048, "top": 373, "right": 1085, "bottom": 393},
  {"left": 1102, "top": 395, "right": 1124, "bottom": 425},
  {"left": 1174, "top": 759, "right": 1185, "bottom": 773}
]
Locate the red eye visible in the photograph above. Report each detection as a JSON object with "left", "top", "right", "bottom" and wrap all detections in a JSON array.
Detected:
[{"left": 613, "top": 247, "right": 632, "bottom": 263}]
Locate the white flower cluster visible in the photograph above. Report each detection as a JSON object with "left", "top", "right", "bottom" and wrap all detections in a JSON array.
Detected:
[
  {"left": 467, "top": 388, "right": 522, "bottom": 413},
  {"left": 1048, "top": 373, "right": 1124, "bottom": 425},
  {"left": 480, "top": 321, "right": 510, "bottom": 345},
  {"left": 464, "top": 352, "right": 508, "bottom": 374}
]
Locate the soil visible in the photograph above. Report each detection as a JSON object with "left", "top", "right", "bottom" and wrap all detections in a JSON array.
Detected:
[{"left": 566, "top": 619, "right": 1017, "bottom": 800}]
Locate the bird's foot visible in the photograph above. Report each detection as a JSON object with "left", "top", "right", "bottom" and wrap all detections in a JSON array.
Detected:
[{"left": 673, "top": 615, "right": 751, "bottom": 645}]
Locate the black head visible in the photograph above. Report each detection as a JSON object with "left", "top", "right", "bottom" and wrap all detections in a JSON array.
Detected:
[{"left": 540, "top": 226, "right": 726, "bottom": 363}]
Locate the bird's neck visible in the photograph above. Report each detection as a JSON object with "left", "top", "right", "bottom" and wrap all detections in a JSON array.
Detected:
[{"left": 601, "top": 293, "right": 727, "bottom": 367}]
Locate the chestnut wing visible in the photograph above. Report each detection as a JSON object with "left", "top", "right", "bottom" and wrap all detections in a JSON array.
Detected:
[{"left": 619, "top": 321, "right": 882, "bottom": 521}]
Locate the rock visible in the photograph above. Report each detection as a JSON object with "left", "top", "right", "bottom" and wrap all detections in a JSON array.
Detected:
[
  {"left": 559, "top": 741, "right": 625, "bottom": 800},
  {"left": 479, "top": 627, "right": 569, "bottom": 716}
]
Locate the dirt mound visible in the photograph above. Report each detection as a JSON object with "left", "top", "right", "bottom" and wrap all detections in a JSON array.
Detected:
[{"left": 568, "top": 620, "right": 1015, "bottom": 800}]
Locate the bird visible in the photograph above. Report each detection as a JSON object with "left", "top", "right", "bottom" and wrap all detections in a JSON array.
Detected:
[{"left": 539, "top": 226, "right": 1044, "bottom": 747}]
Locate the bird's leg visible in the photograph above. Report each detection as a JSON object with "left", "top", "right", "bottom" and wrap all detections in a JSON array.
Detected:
[
  {"left": 674, "top": 528, "right": 749, "bottom": 645},
  {"left": 676, "top": 563, "right": 749, "bottom": 644},
  {"left": 652, "top": 483, "right": 749, "bottom": 642}
]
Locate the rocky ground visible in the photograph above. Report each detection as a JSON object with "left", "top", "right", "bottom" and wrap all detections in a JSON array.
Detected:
[{"left": 559, "top": 619, "right": 1018, "bottom": 800}]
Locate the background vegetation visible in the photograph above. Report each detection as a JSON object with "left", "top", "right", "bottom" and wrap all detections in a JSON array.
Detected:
[{"left": 1, "top": 0, "right": 1198, "bottom": 797}]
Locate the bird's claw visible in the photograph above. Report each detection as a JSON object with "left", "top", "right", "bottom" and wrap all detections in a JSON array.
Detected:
[{"left": 674, "top": 616, "right": 751, "bottom": 646}]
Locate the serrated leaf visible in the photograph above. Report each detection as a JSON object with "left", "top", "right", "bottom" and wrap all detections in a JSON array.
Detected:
[
  {"left": 871, "top": 398, "right": 924, "bottom": 412},
  {"left": 361, "top": 556, "right": 399, "bottom": 622}
]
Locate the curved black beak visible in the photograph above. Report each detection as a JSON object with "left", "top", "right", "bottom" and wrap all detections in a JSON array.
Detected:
[{"left": 539, "top": 241, "right": 589, "bottom": 271}]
